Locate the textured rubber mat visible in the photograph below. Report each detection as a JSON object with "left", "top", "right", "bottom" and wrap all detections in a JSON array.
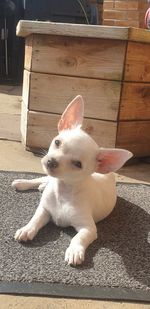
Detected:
[{"left": 0, "top": 171, "right": 149, "bottom": 302}]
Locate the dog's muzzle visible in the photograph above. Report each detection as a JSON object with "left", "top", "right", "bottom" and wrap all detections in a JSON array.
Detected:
[{"left": 47, "top": 158, "right": 59, "bottom": 169}]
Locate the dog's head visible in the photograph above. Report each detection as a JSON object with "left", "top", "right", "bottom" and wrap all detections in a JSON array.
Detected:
[{"left": 42, "top": 95, "right": 132, "bottom": 181}]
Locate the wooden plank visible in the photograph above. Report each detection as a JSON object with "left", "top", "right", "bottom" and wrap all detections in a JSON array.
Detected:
[
  {"left": 24, "top": 35, "right": 33, "bottom": 72},
  {"left": 129, "top": 28, "right": 150, "bottom": 44},
  {"left": 17, "top": 21, "right": 150, "bottom": 44},
  {"left": 16, "top": 20, "right": 129, "bottom": 40},
  {"left": 84, "top": 118, "right": 117, "bottom": 148},
  {"left": 119, "top": 82, "right": 150, "bottom": 120},
  {"left": 25, "top": 111, "right": 117, "bottom": 149},
  {"left": 125, "top": 41, "right": 150, "bottom": 82},
  {"left": 21, "top": 101, "right": 28, "bottom": 145},
  {"left": 29, "top": 71, "right": 121, "bottom": 121},
  {"left": 116, "top": 121, "right": 150, "bottom": 156},
  {"left": 25, "top": 35, "right": 126, "bottom": 81},
  {"left": 22, "top": 70, "right": 30, "bottom": 108}
]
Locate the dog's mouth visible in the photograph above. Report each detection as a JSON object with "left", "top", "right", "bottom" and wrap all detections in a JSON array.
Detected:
[
  {"left": 41, "top": 157, "right": 59, "bottom": 176},
  {"left": 43, "top": 166, "right": 59, "bottom": 179}
]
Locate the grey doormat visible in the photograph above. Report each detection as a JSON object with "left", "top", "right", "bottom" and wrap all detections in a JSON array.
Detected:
[{"left": 0, "top": 171, "right": 150, "bottom": 302}]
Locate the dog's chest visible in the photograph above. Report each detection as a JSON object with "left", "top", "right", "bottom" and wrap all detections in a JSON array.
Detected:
[{"left": 45, "top": 181, "right": 77, "bottom": 227}]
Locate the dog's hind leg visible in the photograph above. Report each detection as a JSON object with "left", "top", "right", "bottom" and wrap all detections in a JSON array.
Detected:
[{"left": 12, "top": 176, "right": 49, "bottom": 191}]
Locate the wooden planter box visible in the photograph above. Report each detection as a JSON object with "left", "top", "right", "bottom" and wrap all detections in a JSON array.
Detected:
[{"left": 17, "top": 21, "right": 150, "bottom": 157}]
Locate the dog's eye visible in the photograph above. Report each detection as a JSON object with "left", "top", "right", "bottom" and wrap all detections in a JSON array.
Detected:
[
  {"left": 72, "top": 160, "right": 82, "bottom": 169},
  {"left": 55, "top": 139, "right": 61, "bottom": 147}
]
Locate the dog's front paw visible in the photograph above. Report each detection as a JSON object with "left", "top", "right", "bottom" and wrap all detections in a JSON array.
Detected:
[
  {"left": 15, "top": 225, "right": 37, "bottom": 242},
  {"left": 38, "top": 183, "right": 47, "bottom": 192},
  {"left": 12, "top": 179, "right": 29, "bottom": 191},
  {"left": 65, "top": 244, "right": 85, "bottom": 266}
]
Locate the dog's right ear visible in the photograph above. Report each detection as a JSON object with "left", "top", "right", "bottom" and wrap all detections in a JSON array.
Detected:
[{"left": 58, "top": 95, "right": 84, "bottom": 132}]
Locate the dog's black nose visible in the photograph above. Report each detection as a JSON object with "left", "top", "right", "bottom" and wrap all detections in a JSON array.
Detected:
[{"left": 47, "top": 158, "right": 59, "bottom": 169}]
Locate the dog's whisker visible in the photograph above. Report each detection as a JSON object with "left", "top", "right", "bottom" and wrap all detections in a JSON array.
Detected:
[{"left": 35, "top": 148, "right": 48, "bottom": 157}]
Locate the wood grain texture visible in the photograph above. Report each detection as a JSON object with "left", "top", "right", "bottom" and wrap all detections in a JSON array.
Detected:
[
  {"left": 25, "top": 34, "right": 126, "bottom": 81},
  {"left": 17, "top": 20, "right": 150, "bottom": 43},
  {"left": 24, "top": 35, "right": 33, "bottom": 72},
  {"left": 116, "top": 121, "right": 150, "bottom": 156},
  {"left": 25, "top": 111, "right": 117, "bottom": 149},
  {"left": 125, "top": 42, "right": 150, "bottom": 82},
  {"left": 28, "top": 71, "right": 121, "bottom": 121},
  {"left": 17, "top": 21, "right": 150, "bottom": 44},
  {"left": 21, "top": 101, "right": 28, "bottom": 145},
  {"left": 129, "top": 28, "right": 150, "bottom": 44},
  {"left": 16, "top": 20, "right": 129, "bottom": 40},
  {"left": 119, "top": 82, "right": 150, "bottom": 120},
  {"left": 22, "top": 70, "right": 30, "bottom": 108}
]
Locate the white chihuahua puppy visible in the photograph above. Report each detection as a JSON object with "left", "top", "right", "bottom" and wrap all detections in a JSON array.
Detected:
[{"left": 12, "top": 95, "right": 132, "bottom": 266}]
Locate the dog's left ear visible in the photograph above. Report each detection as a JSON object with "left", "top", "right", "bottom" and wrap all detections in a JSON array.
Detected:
[
  {"left": 96, "top": 148, "right": 133, "bottom": 174},
  {"left": 58, "top": 95, "right": 84, "bottom": 132}
]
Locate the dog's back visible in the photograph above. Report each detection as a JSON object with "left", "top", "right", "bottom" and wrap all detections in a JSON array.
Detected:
[{"left": 90, "top": 172, "right": 116, "bottom": 222}]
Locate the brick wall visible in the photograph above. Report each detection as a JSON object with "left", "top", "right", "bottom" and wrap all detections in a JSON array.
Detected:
[{"left": 103, "top": 0, "right": 149, "bottom": 28}]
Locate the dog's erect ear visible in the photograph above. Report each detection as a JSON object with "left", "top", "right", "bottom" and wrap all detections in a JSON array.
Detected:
[
  {"left": 96, "top": 148, "right": 133, "bottom": 174},
  {"left": 58, "top": 95, "right": 84, "bottom": 132}
]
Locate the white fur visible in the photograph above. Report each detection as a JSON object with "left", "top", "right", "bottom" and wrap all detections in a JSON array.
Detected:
[{"left": 12, "top": 95, "right": 132, "bottom": 266}]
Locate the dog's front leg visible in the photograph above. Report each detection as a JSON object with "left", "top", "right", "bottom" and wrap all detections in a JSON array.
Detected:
[
  {"left": 15, "top": 205, "right": 51, "bottom": 242},
  {"left": 65, "top": 220, "right": 97, "bottom": 266},
  {"left": 12, "top": 176, "right": 49, "bottom": 191}
]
